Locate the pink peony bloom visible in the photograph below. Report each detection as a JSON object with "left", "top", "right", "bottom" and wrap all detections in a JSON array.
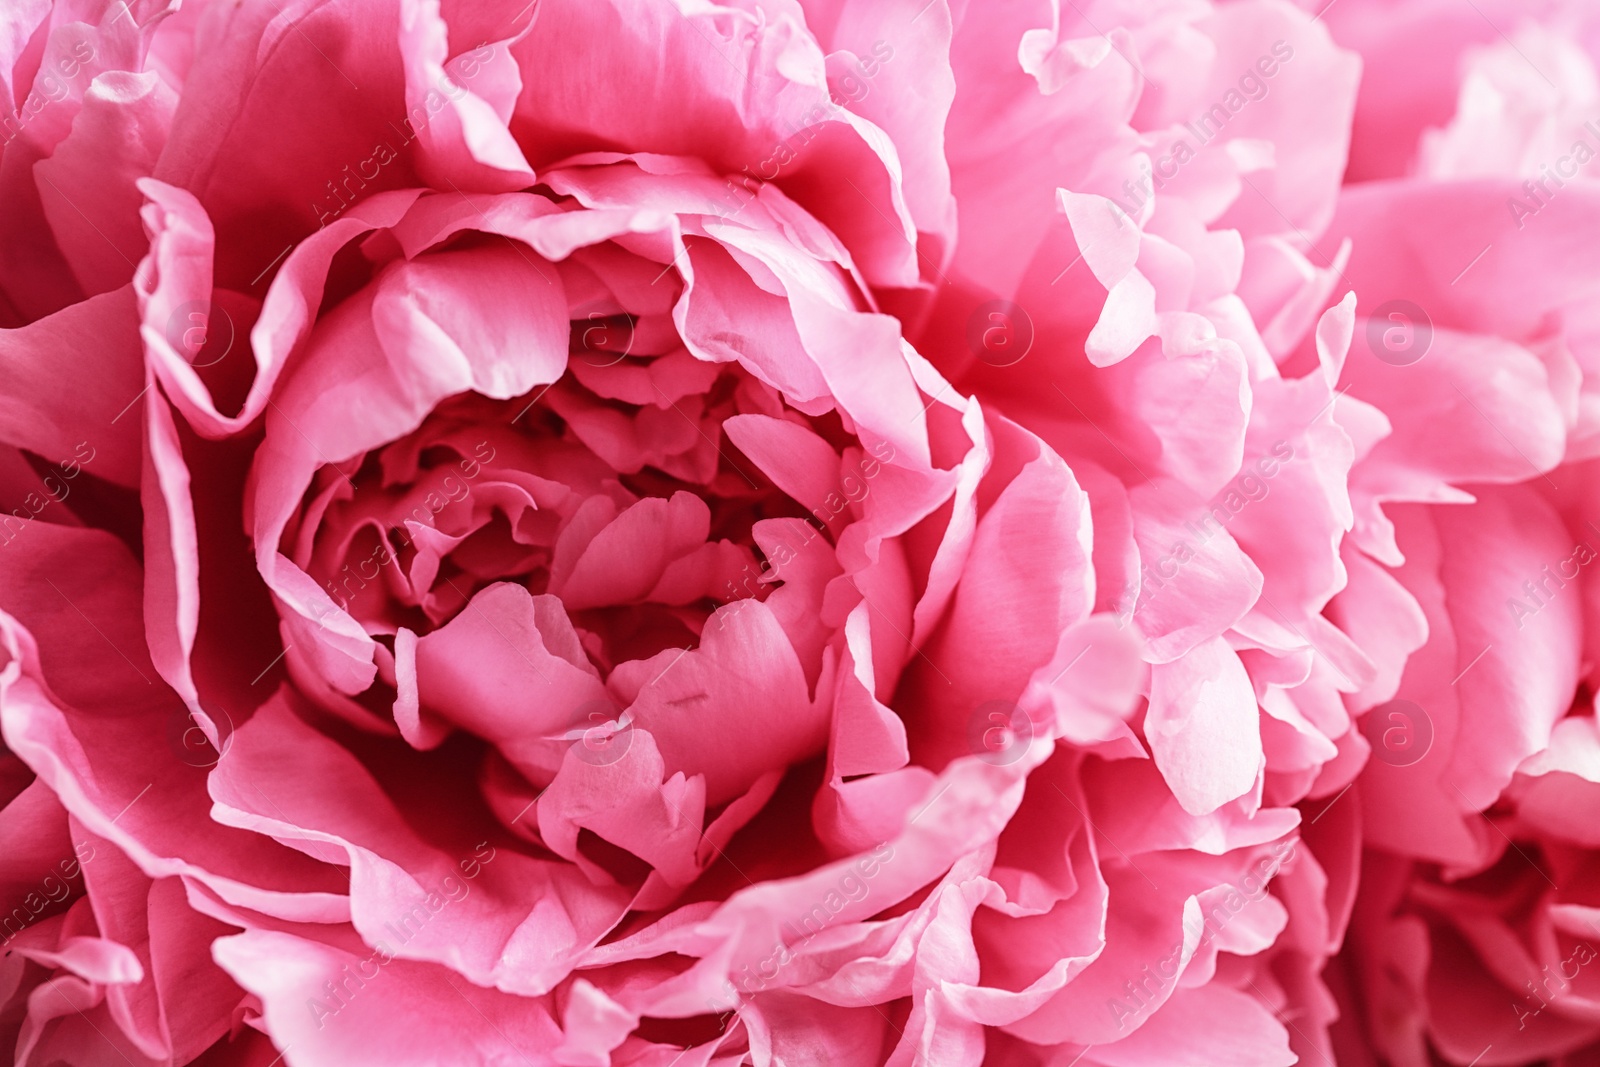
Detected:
[
  {"left": 0, "top": 0, "right": 1595, "bottom": 1066},
  {"left": 1312, "top": 4, "right": 1600, "bottom": 1065},
  {"left": 910, "top": 2, "right": 1373, "bottom": 1061}
]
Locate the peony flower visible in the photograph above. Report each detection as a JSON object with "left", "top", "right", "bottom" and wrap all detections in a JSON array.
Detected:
[
  {"left": 1309, "top": 4, "right": 1600, "bottom": 1064},
  {"left": 905, "top": 1, "right": 1376, "bottom": 1061},
  {"left": 1335, "top": 707, "right": 1600, "bottom": 1067},
  {"left": 3, "top": 0, "right": 1596, "bottom": 1065},
  {"left": 5, "top": 1, "right": 1138, "bottom": 1063}
]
